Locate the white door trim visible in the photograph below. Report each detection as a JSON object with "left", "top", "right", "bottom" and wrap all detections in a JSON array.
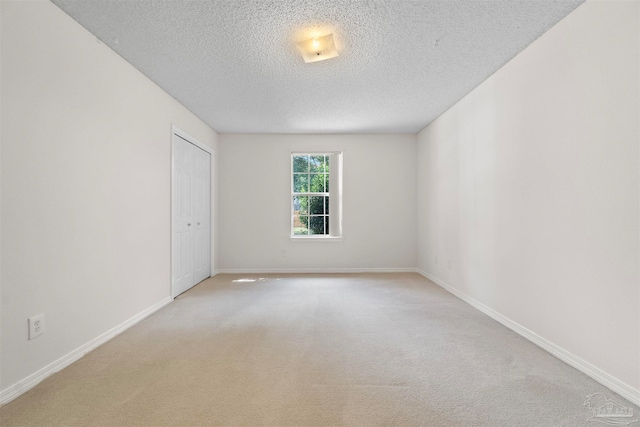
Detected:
[{"left": 172, "top": 125, "right": 213, "bottom": 154}]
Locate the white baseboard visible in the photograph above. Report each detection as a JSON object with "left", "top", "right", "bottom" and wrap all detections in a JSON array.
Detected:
[
  {"left": 215, "top": 267, "right": 417, "bottom": 274},
  {"left": 415, "top": 269, "right": 640, "bottom": 407},
  {"left": 5, "top": 271, "right": 637, "bottom": 408},
  {"left": 0, "top": 296, "right": 172, "bottom": 406}
]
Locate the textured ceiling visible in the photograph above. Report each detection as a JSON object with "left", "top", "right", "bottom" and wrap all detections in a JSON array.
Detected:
[{"left": 51, "top": 0, "right": 584, "bottom": 134}]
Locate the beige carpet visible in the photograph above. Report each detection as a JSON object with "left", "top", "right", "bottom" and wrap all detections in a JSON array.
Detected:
[{"left": 1, "top": 273, "right": 637, "bottom": 426}]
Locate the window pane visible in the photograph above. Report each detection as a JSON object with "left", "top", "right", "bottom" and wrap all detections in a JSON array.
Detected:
[
  {"left": 310, "top": 174, "right": 325, "bottom": 192},
  {"left": 309, "top": 196, "right": 324, "bottom": 215},
  {"left": 293, "top": 196, "right": 308, "bottom": 214},
  {"left": 293, "top": 174, "right": 308, "bottom": 193},
  {"left": 324, "top": 156, "right": 330, "bottom": 173},
  {"left": 310, "top": 155, "right": 324, "bottom": 172},
  {"left": 293, "top": 155, "right": 309, "bottom": 173},
  {"left": 325, "top": 173, "right": 329, "bottom": 192},
  {"left": 294, "top": 214, "right": 308, "bottom": 235},
  {"left": 324, "top": 196, "right": 329, "bottom": 213},
  {"left": 325, "top": 216, "right": 330, "bottom": 234},
  {"left": 309, "top": 216, "right": 326, "bottom": 235}
]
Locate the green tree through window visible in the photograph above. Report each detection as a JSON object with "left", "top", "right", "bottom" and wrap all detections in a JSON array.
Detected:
[{"left": 292, "top": 154, "right": 329, "bottom": 235}]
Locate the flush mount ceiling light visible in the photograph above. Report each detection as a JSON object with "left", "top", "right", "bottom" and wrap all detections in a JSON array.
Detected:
[{"left": 295, "top": 33, "right": 339, "bottom": 63}]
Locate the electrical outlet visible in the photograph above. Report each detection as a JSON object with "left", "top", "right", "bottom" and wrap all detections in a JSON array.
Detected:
[{"left": 28, "top": 314, "right": 45, "bottom": 340}]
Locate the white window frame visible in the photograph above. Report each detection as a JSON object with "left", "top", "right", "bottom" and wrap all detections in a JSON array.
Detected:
[{"left": 290, "top": 151, "right": 342, "bottom": 241}]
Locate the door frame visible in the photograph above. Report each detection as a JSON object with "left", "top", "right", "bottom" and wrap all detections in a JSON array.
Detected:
[{"left": 171, "top": 125, "right": 214, "bottom": 298}]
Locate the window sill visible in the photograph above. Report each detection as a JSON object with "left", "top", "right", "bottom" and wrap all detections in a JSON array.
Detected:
[{"left": 290, "top": 236, "right": 343, "bottom": 242}]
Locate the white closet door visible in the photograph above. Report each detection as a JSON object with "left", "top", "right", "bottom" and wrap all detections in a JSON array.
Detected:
[
  {"left": 172, "top": 135, "right": 194, "bottom": 296},
  {"left": 172, "top": 133, "right": 211, "bottom": 297},
  {"left": 192, "top": 146, "right": 211, "bottom": 284}
]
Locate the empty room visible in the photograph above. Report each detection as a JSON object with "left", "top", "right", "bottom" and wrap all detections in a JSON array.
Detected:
[{"left": 1, "top": 0, "right": 638, "bottom": 426}]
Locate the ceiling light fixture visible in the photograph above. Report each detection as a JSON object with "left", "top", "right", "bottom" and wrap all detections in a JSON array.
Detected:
[{"left": 295, "top": 33, "right": 339, "bottom": 63}]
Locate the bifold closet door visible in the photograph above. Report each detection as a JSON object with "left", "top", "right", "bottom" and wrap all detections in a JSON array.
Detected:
[
  {"left": 172, "top": 134, "right": 210, "bottom": 297},
  {"left": 192, "top": 144, "right": 210, "bottom": 285}
]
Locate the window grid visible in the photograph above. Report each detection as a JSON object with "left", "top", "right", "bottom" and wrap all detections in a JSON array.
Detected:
[{"left": 292, "top": 154, "right": 330, "bottom": 236}]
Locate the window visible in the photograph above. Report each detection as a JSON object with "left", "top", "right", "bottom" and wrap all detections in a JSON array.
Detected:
[{"left": 291, "top": 152, "right": 342, "bottom": 238}]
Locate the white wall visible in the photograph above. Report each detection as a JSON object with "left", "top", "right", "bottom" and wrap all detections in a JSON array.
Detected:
[
  {"left": 218, "top": 134, "right": 416, "bottom": 272},
  {"left": 0, "top": 1, "right": 218, "bottom": 395},
  {"left": 417, "top": 0, "right": 639, "bottom": 400}
]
